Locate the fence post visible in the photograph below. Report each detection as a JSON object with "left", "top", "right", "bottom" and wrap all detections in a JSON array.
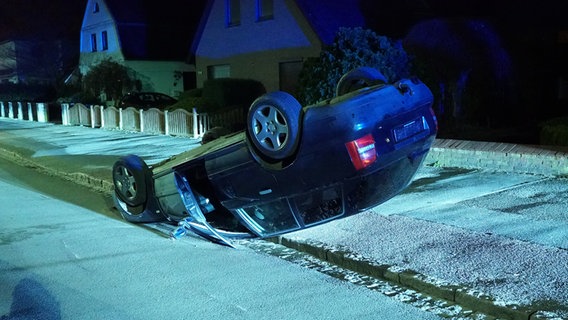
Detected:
[
  {"left": 198, "top": 114, "right": 203, "bottom": 138},
  {"left": 192, "top": 108, "right": 198, "bottom": 138},
  {"left": 61, "top": 103, "right": 69, "bottom": 125},
  {"left": 90, "top": 105, "right": 95, "bottom": 128},
  {"left": 17, "top": 102, "right": 23, "bottom": 120},
  {"left": 8, "top": 102, "right": 13, "bottom": 118},
  {"left": 101, "top": 106, "right": 105, "bottom": 129},
  {"left": 27, "top": 102, "right": 33, "bottom": 121},
  {"left": 164, "top": 110, "right": 170, "bottom": 135},
  {"left": 119, "top": 108, "right": 123, "bottom": 130},
  {"left": 37, "top": 103, "right": 48, "bottom": 122},
  {"left": 0, "top": 102, "right": 4, "bottom": 118},
  {"left": 140, "top": 109, "right": 145, "bottom": 133}
]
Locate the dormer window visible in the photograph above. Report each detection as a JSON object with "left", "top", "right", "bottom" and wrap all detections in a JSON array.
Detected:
[
  {"left": 93, "top": 2, "right": 100, "bottom": 13},
  {"left": 226, "top": 0, "right": 240, "bottom": 27},
  {"left": 256, "top": 0, "right": 273, "bottom": 22}
]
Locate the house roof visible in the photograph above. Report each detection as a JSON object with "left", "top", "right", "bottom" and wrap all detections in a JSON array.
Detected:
[
  {"left": 104, "top": 0, "right": 207, "bottom": 61},
  {"left": 190, "top": 0, "right": 369, "bottom": 57},
  {"left": 294, "top": 0, "right": 366, "bottom": 45}
]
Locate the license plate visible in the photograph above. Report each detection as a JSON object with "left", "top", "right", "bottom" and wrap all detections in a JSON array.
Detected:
[{"left": 393, "top": 117, "right": 427, "bottom": 142}]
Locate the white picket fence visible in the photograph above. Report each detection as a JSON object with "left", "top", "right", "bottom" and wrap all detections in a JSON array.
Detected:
[
  {"left": 0, "top": 101, "right": 49, "bottom": 122},
  {"left": 1, "top": 101, "right": 245, "bottom": 139},
  {"left": 60, "top": 103, "right": 211, "bottom": 138}
]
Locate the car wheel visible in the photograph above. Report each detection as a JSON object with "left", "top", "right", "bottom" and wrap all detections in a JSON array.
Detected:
[
  {"left": 247, "top": 91, "right": 302, "bottom": 160},
  {"left": 112, "top": 155, "right": 149, "bottom": 207},
  {"left": 335, "top": 67, "right": 387, "bottom": 97}
]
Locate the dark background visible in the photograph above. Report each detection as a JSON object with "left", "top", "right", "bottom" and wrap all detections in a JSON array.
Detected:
[{"left": 2, "top": 0, "right": 567, "bottom": 143}]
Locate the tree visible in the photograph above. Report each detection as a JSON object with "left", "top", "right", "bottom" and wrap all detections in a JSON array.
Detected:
[
  {"left": 404, "top": 19, "right": 514, "bottom": 134},
  {"left": 82, "top": 60, "right": 138, "bottom": 102},
  {"left": 297, "top": 27, "right": 412, "bottom": 105}
]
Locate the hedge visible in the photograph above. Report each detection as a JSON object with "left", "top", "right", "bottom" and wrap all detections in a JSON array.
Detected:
[{"left": 540, "top": 117, "right": 568, "bottom": 146}]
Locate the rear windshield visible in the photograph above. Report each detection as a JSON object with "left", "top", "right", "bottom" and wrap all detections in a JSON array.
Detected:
[{"left": 234, "top": 185, "right": 344, "bottom": 236}]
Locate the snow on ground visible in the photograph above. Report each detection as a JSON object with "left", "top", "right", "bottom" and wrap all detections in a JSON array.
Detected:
[
  {"left": 287, "top": 166, "right": 568, "bottom": 314},
  {"left": 1, "top": 120, "right": 200, "bottom": 164},
  {"left": 289, "top": 206, "right": 568, "bottom": 310}
]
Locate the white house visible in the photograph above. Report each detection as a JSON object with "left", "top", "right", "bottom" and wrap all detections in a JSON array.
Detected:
[
  {"left": 193, "top": 0, "right": 366, "bottom": 96},
  {"left": 79, "top": 0, "right": 206, "bottom": 100}
]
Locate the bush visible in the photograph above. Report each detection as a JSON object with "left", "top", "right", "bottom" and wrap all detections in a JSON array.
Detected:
[
  {"left": 0, "top": 83, "right": 56, "bottom": 101},
  {"left": 168, "top": 79, "right": 265, "bottom": 132},
  {"left": 298, "top": 27, "right": 412, "bottom": 105},
  {"left": 167, "top": 97, "right": 213, "bottom": 112},
  {"left": 57, "top": 91, "right": 101, "bottom": 105},
  {"left": 185, "top": 88, "right": 203, "bottom": 98},
  {"left": 201, "top": 78, "right": 266, "bottom": 113},
  {"left": 540, "top": 117, "right": 568, "bottom": 146},
  {"left": 167, "top": 88, "right": 214, "bottom": 112},
  {"left": 82, "top": 59, "right": 138, "bottom": 102}
]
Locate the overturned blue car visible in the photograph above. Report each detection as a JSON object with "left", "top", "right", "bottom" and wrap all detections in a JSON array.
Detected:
[{"left": 112, "top": 67, "right": 437, "bottom": 246}]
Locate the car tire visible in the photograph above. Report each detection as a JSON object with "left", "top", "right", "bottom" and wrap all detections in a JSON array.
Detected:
[
  {"left": 335, "top": 67, "right": 387, "bottom": 97},
  {"left": 112, "top": 155, "right": 149, "bottom": 207},
  {"left": 247, "top": 91, "right": 302, "bottom": 160}
]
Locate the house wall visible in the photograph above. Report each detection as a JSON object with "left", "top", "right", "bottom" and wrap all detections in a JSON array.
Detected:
[
  {"left": 0, "top": 40, "right": 63, "bottom": 84},
  {"left": 195, "top": 0, "right": 322, "bottom": 92},
  {"left": 79, "top": 0, "right": 123, "bottom": 75},
  {"left": 79, "top": 0, "right": 193, "bottom": 99},
  {"left": 0, "top": 41, "right": 18, "bottom": 83},
  {"left": 197, "top": 47, "right": 316, "bottom": 94},
  {"left": 124, "top": 60, "right": 195, "bottom": 98}
]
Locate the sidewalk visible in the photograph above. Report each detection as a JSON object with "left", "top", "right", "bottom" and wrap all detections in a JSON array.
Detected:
[{"left": 1, "top": 118, "right": 567, "bottom": 319}]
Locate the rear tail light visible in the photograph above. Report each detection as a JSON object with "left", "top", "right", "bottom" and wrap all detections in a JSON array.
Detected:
[{"left": 345, "top": 134, "right": 377, "bottom": 170}]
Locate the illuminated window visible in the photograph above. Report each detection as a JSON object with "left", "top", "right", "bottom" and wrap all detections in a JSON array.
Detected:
[
  {"left": 256, "top": 0, "right": 273, "bottom": 21},
  {"left": 226, "top": 0, "right": 240, "bottom": 27},
  {"left": 101, "top": 31, "right": 108, "bottom": 50},
  {"left": 93, "top": 2, "right": 99, "bottom": 13},
  {"left": 90, "top": 33, "right": 97, "bottom": 52}
]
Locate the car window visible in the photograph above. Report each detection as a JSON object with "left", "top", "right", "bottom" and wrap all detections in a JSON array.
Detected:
[
  {"left": 295, "top": 185, "right": 344, "bottom": 225},
  {"left": 157, "top": 94, "right": 176, "bottom": 102},
  {"left": 236, "top": 199, "right": 299, "bottom": 235},
  {"left": 123, "top": 95, "right": 137, "bottom": 103},
  {"left": 141, "top": 94, "right": 155, "bottom": 102}
]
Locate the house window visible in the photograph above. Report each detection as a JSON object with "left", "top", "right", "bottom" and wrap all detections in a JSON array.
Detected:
[
  {"left": 93, "top": 2, "right": 99, "bottom": 13},
  {"left": 207, "top": 65, "right": 231, "bottom": 79},
  {"left": 90, "top": 33, "right": 97, "bottom": 52},
  {"left": 256, "top": 0, "right": 273, "bottom": 21},
  {"left": 226, "top": 0, "right": 240, "bottom": 27},
  {"left": 101, "top": 31, "right": 108, "bottom": 50}
]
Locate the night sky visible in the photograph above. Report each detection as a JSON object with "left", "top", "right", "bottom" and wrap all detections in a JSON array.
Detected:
[
  {"left": 0, "top": 0, "right": 86, "bottom": 40},
  {"left": 2, "top": 0, "right": 567, "bottom": 41}
]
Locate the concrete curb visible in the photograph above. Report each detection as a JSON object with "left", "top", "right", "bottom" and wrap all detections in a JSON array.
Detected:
[
  {"left": 268, "top": 236, "right": 557, "bottom": 320},
  {"left": 0, "top": 146, "right": 114, "bottom": 194}
]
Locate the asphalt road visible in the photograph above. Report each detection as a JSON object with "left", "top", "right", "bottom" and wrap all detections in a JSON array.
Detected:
[{"left": 0, "top": 159, "right": 444, "bottom": 320}]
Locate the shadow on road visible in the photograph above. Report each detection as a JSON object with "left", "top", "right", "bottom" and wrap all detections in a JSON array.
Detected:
[{"left": 2, "top": 278, "right": 61, "bottom": 320}]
